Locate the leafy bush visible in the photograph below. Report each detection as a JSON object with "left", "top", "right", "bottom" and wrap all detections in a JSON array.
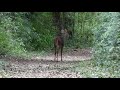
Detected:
[
  {"left": 29, "top": 12, "right": 56, "bottom": 51},
  {"left": 0, "top": 12, "right": 27, "bottom": 55},
  {"left": 92, "top": 12, "right": 120, "bottom": 69},
  {"left": 0, "top": 29, "right": 10, "bottom": 55},
  {"left": 72, "top": 12, "right": 97, "bottom": 48}
]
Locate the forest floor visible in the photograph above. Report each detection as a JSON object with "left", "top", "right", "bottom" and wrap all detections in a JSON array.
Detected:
[{"left": 0, "top": 48, "right": 92, "bottom": 78}]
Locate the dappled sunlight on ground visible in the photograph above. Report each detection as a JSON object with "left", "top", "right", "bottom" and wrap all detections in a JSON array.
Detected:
[
  {"left": 0, "top": 49, "right": 92, "bottom": 78},
  {"left": 32, "top": 48, "right": 92, "bottom": 61}
]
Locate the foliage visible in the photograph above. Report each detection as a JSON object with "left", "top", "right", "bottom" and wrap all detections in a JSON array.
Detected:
[
  {"left": 92, "top": 12, "right": 120, "bottom": 70},
  {"left": 0, "top": 12, "right": 95, "bottom": 56},
  {"left": 0, "top": 12, "right": 27, "bottom": 55},
  {"left": 73, "top": 60, "right": 120, "bottom": 78},
  {"left": 72, "top": 12, "right": 97, "bottom": 48},
  {"left": 29, "top": 12, "right": 56, "bottom": 51}
]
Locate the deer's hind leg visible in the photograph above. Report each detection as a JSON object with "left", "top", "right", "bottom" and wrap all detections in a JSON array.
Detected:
[
  {"left": 54, "top": 46, "right": 57, "bottom": 61},
  {"left": 56, "top": 48, "right": 59, "bottom": 61},
  {"left": 61, "top": 46, "right": 63, "bottom": 61}
]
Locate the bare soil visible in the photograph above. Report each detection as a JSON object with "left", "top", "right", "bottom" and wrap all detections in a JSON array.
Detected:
[{"left": 0, "top": 48, "right": 92, "bottom": 78}]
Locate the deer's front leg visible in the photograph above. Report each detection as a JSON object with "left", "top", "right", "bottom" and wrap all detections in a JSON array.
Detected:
[
  {"left": 54, "top": 46, "right": 56, "bottom": 61},
  {"left": 61, "top": 47, "right": 63, "bottom": 61},
  {"left": 56, "top": 49, "right": 59, "bottom": 61}
]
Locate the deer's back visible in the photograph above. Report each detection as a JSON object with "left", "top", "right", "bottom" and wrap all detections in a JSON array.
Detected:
[{"left": 54, "top": 36, "right": 64, "bottom": 48}]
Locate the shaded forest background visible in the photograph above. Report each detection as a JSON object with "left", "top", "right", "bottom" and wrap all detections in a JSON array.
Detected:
[
  {"left": 0, "top": 12, "right": 120, "bottom": 77},
  {"left": 0, "top": 12, "right": 96, "bottom": 54}
]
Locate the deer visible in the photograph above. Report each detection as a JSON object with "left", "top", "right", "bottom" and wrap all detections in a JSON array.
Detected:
[
  {"left": 54, "top": 29, "right": 73, "bottom": 61},
  {"left": 54, "top": 29, "right": 65, "bottom": 61}
]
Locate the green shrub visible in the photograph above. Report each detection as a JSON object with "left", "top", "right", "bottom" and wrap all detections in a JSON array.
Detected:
[
  {"left": 0, "top": 12, "right": 27, "bottom": 55},
  {"left": 92, "top": 12, "right": 120, "bottom": 68}
]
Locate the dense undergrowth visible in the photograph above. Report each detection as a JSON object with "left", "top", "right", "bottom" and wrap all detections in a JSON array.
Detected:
[
  {"left": 0, "top": 12, "right": 95, "bottom": 56},
  {"left": 73, "top": 60, "right": 120, "bottom": 78},
  {"left": 92, "top": 12, "right": 120, "bottom": 77}
]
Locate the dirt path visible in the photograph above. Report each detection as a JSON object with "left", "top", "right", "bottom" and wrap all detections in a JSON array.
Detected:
[{"left": 1, "top": 48, "right": 92, "bottom": 78}]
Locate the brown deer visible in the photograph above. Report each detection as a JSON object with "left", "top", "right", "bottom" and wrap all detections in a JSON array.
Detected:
[
  {"left": 54, "top": 29, "right": 73, "bottom": 61},
  {"left": 54, "top": 29, "right": 65, "bottom": 61}
]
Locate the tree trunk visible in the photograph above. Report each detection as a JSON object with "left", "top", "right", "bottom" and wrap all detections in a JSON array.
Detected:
[{"left": 52, "top": 12, "right": 62, "bottom": 32}]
